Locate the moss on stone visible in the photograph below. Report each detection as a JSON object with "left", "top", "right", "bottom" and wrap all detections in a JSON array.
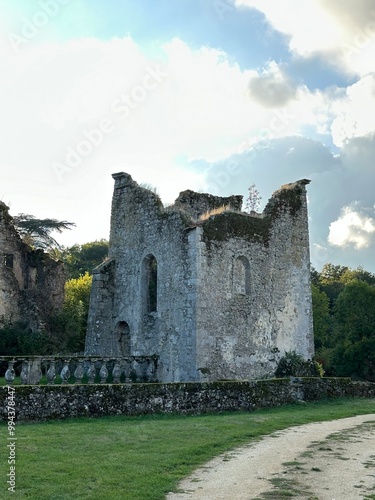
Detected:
[
  {"left": 264, "top": 184, "right": 303, "bottom": 218},
  {"left": 202, "top": 184, "right": 304, "bottom": 246},
  {"left": 203, "top": 212, "right": 272, "bottom": 246}
]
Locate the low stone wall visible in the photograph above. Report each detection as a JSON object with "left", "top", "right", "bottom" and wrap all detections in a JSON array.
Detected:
[{"left": 1, "top": 378, "right": 374, "bottom": 422}]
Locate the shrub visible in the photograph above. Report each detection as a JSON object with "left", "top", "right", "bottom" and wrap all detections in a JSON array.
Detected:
[{"left": 275, "top": 351, "right": 324, "bottom": 378}]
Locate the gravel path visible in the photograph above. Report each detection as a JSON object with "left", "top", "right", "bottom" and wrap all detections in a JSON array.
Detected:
[{"left": 166, "top": 414, "right": 375, "bottom": 500}]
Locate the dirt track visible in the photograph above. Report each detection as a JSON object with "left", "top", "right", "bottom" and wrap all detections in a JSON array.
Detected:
[{"left": 167, "top": 414, "right": 375, "bottom": 499}]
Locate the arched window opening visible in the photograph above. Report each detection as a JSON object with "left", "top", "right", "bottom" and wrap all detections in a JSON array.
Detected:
[
  {"left": 142, "top": 254, "right": 158, "bottom": 313},
  {"left": 233, "top": 256, "right": 250, "bottom": 295},
  {"left": 117, "top": 321, "right": 130, "bottom": 356}
]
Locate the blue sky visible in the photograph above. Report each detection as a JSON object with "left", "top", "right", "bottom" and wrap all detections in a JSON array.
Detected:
[{"left": 0, "top": 0, "right": 375, "bottom": 272}]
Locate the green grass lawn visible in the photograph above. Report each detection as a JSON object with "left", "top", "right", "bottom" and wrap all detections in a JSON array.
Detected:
[{"left": 0, "top": 398, "right": 374, "bottom": 499}]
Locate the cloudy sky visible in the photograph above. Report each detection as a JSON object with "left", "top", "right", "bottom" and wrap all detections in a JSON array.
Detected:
[{"left": 1, "top": 0, "right": 374, "bottom": 272}]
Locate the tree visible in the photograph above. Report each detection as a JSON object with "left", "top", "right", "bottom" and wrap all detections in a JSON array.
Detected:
[
  {"left": 319, "top": 263, "right": 349, "bottom": 283},
  {"left": 311, "top": 284, "right": 331, "bottom": 350},
  {"left": 56, "top": 240, "right": 109, "bottom": 279},
  {"left": 245, "top": 183, "right": 262, "bottom": 212},
  {"left": 331, "top": 280, "right": 375, "bottom": 380},
  {"left": 49, "top": 272, "right": 93, "bottom": 353},
  {"left": 0, "top": 320, "right": 51, "bottom": 356},
  {"left": 13, "top": 214, "right": 75, "bottom": 250},
  {"left": 339, "top": 266, "right": 375, "bottom": 286}
]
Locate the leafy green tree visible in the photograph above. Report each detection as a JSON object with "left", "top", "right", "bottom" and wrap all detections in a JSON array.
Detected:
[
  {"left": 310, "top": 266, "right": 321, "bottom": 287},
  {"left": 311, "top": 284, "right": 330, "bottom": 350},
  {"left": 56, "top": 240, "right": 109, "bottom": 279},
  {"left": 13, "top": 214, "right": 75, "bottom": 250},
  {"left": 50, "top": 272, "right": 92, "bottom": 353},
  {"left": 319, "top": 263, "right": 349, "bottom": 283},
  {"left": 331, "top": 280, "right": 375, "bottom": 380},
  {"left": 317, "top": 263, "right": 347, "bottom": 308},
  {"left": 0, "top": 320, "right": 51, "bottom": 356},
  {"left": 339, "top": 266, "right": 375, "bottom": 286}
]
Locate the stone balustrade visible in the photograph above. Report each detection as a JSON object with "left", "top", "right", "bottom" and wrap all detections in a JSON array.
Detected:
[{"left": 0, "top": 356, "right": 158, "bottom": 385}]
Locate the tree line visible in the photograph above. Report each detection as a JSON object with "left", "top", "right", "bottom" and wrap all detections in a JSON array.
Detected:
[{"left": 312, "top": 263, "right": 375, "bottom": 381}]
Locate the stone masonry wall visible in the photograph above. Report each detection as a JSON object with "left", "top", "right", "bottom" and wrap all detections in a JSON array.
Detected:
[
  {"left": 85, "top": 173, "right": 199, "bottom": 382},
  {"left": 195, "top": 180, "right": 313, "bottom": 381},
  {"left": 85, "top": 173, "right": 314, "bottom": 383},
  {"left": 0, "top": 201, "right": 65, "bottom": 330},
  {"left": 1, "top": 379, "right": 374, "bottom": 421}
]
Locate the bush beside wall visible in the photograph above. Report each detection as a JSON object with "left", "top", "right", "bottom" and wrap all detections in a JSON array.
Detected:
[{"left": 1, "top": 378, "right": 374, "bottom": 422}]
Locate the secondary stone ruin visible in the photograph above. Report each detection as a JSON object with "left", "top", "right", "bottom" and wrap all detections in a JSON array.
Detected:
[
  {"left": 0, "top": 201, "right": 64, "bottom": 331},
  {"left": 85, "top": 173, "right": 314, "bottom": 382}
]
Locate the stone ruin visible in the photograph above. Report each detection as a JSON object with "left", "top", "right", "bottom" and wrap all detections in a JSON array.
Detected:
[
  {"left": 85, "top": 172, "right": 314, "bottom": 382},
  {"left": 0, "top": 201, "right": 65, "bottom": 332}
]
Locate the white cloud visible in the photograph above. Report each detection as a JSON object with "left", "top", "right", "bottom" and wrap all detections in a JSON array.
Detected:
[
  {"left": 331, "top": 75, "right": 375, "bottom": 146},
  {"left": 248, "top": 61, "right": 296, "bottom": 107},
  {"left": 328, "top": 205, "right": 375, "bottom": 249},
  {"left": 235, "top": 0, "right": 375, "bottom": 76},
  {"left": 0, "top": 34, "right": 333, "bottom": 189}
]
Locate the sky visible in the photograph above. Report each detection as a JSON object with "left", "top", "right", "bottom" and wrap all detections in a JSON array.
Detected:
[{"left": 0, "top": 0, "right": 374, "bottom": 272}]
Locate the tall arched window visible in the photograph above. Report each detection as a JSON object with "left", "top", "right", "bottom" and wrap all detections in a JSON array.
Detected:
[
  {"left": 117, "top": 321, "right": 130, "bottom": 356},
  {"left": 142, "top": 254, "right": 158, "bottom": 313},
  {"left": 233, "top": 256, "right": 250, "bottom": 295}
]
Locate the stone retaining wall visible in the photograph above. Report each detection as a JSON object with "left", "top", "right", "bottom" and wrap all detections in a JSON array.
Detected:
[{"left": 1, "top": 378, "right": 374, "bottom": 422}]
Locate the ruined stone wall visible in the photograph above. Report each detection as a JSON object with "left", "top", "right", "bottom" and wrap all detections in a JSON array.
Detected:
[
  {"left": 172, "top": 190, "right": 243, "bottom": 220},
  {"left": 195, "top": 180, "right": 313, "bottom": 381},
  {"left": 85, "top": 173, "right": 313, "bottom": 383},
  {"left": 85, "top": 173, "right": 199, "bottom": 382},
  {"left": 0, "top": 202, "right": 64, "bottom": 330}
]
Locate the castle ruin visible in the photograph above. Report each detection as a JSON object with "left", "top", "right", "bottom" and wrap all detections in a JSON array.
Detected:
[
  {"left": 0, "top": 201, "right": 65, "bottom": 332},
  {"left": 85, "top": 172, "right": 314, "bottom": 382}
]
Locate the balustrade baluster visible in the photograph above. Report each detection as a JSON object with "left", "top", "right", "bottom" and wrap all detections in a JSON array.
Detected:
[
  {"left": 74, "top": 360, "right": 84, "bottom": 384},
  {"left": 112, "top": 360, "right": 122, "bottom": 384},
  {"left": 87, "top": 360, "right": 97, "bottom": 384},
  {"left": 146, "top": 357, "right": 156, "bottom": 382},
  {"left": 32, "top": 358, "right": 43, "bottom": 385},
  {"left": 124, "top": 357, "right": 132, "bottom": 383},
  {"left": 131, "top": 358, "right": 139, "bottom": 383},
  {"left": 5, "top": 360, "right": 15, "bottom": 385},
  {"left": 46, "top": 360, "right": 56, "bottom": 385},
  {"left": 99, "top": 359, "right": 108, "bottom": 383},
  {"left": 60, "top": 360, "right": 70, "bottom": 384},
  {"left": 20, "top": 360, "right": 30, "bottom": 385}
]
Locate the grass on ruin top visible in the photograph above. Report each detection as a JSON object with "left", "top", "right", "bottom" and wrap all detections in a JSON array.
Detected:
[{"left": 0, "top": 398, "right": 374, "bottom": 499}]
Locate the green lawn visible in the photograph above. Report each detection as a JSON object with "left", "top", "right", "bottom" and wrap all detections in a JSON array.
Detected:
[{"left": 0, "top": 398, "right": 374, "bottom": 499}]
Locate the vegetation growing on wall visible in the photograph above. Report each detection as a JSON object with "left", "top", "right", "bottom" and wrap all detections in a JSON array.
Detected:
[
  {"left": 202, "top": 182, "right": 305, "bottom": 246},
  {"left": 275, "top": 351, "right": 324, "bottom": 377}
]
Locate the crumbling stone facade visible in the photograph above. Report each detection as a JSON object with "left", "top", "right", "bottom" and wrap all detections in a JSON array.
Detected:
[
  {"left": 85, "top": 173, "right": 314, "bottom": 382},
  {"left": 0, "top": 202, "right": 64, "bottom": 331}
]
